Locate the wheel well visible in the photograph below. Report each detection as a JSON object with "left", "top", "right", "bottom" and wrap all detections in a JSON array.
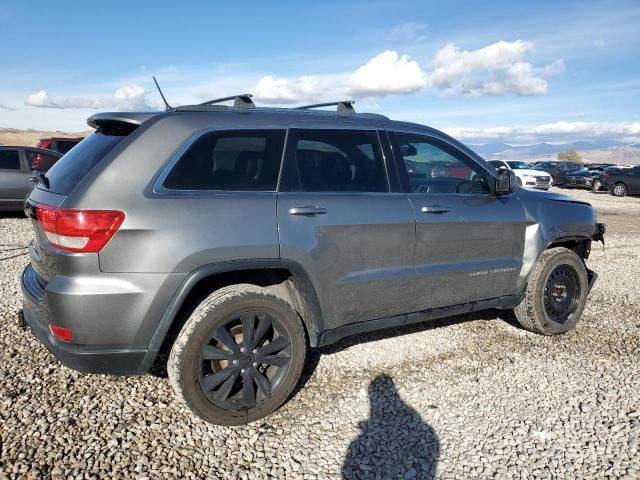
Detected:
[
  {"left": 154, "top": 268, "right": 315, "bottom": 370},
  {"left": 547, "top": 238, "right": 592, "bottom": 260}
]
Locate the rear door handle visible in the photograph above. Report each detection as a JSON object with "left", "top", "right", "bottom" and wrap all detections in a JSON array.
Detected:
[
  {"left": 420, "top": 205, "right": 450, "bottom": 214},
  {"left": 288, "top": 206, "right": 328, "bottom": 216}
]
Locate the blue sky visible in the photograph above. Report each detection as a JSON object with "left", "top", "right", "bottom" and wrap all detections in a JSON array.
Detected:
[{"left": 1, "top": 0, "right": 639, "bottom": 144}]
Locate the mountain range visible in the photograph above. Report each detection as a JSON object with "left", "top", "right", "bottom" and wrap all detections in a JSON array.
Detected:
[{"left": 467, "top": 140, "right": 640, "bottom": 165}]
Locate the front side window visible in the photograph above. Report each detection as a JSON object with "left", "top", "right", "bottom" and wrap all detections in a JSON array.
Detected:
[
  {"left": 293, "top": 129, "right": 387, "bottom": 192},
  {"left": 393, "top": 133, "right": 491, "bottom": 194},
  {"left": 0, "top": 150, "right": 21, "bottom": 170},
  {"left": 163, "top": 130, "right": 286, "bottom": 191}
]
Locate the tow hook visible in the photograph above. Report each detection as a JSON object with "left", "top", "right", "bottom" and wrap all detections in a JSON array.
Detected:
[{"left": 17, "top": 310, "right": 28, "bottom": 330}]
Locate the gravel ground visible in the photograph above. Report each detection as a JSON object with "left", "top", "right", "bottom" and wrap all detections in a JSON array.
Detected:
[{"left": 1, "top": 188, "right": 639, "bottom": 479}]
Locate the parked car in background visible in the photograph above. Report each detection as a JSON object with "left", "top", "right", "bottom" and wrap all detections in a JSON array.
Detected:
[
  {"left": 0, "top": 146, "right": 62, "bottom": 211},
  {"left": 488, "top": 160, "right": 552, "bottom": 190},
  {"left": 20, "top": 97, "right": 604, "bottom": 425},
  {"left": 37, "top": 137, "right": 83, "bottom": 154},
  {"left": 601, "top": 165, "right": 640, "bottom": 197},
  {"left": 532, "top": 161, "right": 582, "bottom": 186},
  {"left": 564, "top": 166, "right": 605, "bottom": 190}
]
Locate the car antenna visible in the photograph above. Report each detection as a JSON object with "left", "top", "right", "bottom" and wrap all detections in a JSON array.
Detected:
[{"left": 153, "top": 76, "right": 174, "bottom": 111}]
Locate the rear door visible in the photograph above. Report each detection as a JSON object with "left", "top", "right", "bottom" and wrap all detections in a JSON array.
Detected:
[
  {"left": 277, "top": 129, "right": 417, "bottom": 329},
  {"left": 390, "top": 131, "right": 526, "bottom": 310},
  {"left": 0, "top": 148, "right": 30, "bottom": 208}
]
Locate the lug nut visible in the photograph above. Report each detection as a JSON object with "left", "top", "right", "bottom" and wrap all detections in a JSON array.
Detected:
[
  {"left": 252, "top": 362, "right": 257, "bottom": 367},
  {"left": 252, "top": 349, "right": 257, "bottom": 354},
  {"left": 240, "top": 347, "right": 245, "bottom": 353},
  {"left": 232, "top": 360, "right": 238, "bottom": 365},
  {"left": 240, "top": 369, "right": 245, "bottom": 374}
]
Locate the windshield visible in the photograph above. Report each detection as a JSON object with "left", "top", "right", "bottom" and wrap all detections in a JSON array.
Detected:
[{"left": 506, "top": 161, "right": 532, "bottom": 170}]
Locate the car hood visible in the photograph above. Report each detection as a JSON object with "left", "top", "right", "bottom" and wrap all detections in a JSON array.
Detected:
[
  {"left": 514, "top": 169, "right": 551, "bottom": 177},
  {"left": 519, "top": 187, "right": 592, "bottom": 206}
]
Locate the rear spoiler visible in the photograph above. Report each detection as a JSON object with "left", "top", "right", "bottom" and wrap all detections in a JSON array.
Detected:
[{"left": 87, "top": 112, "right": 159, "bottom": 131}]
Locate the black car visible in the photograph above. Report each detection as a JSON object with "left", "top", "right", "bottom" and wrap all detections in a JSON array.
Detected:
[
  {"left": 564, "top": 167, "right": 605, "bottom": 190},
  {"left": 601, "top": 165, "right": 640, "bottom": 197},
  {"left": 532, "top": 161, "right": 582, "bottom": 186}
]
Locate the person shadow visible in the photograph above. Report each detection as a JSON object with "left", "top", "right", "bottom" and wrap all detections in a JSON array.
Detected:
[{"left": 342, "top": 374, "right": 439, "bottom": 480}]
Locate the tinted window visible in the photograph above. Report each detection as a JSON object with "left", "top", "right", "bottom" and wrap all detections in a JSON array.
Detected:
[
  {"left": 27, "top": 151, "right": 60, "bottom": 171},
  {"left": 293, "top": 130, "right": 387, "bottom": 192},
  {"left": 44, "top": 132, "right": 127, "bottom": 194},
  {"left": 55, "top": 140, "right": 82, "bottom": 154},
  {"left": 164, "top": 130, "right": 285, "bottom": 191},
  {"left": 0, "top": 150, "right": 21, "bottom": 170},
  {"left": 393, "top": 133, "right": 491, "bottom": 194}
]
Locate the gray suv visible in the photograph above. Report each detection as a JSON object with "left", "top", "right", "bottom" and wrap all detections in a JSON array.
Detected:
[{"left": 20, "top": 97, "right": 605, "bottom": 425}]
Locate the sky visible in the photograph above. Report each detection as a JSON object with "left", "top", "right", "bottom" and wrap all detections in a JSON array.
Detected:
[{"left": 1, "top": 0, "right": 639, "bottom": 145}]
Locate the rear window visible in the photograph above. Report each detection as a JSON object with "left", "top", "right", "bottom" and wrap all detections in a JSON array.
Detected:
[
  {"left": 43, "top": 131, "right": 127, "bottom": 194},
  {"left": 55, "top": 140, "right": 82, "bottom": 154}
]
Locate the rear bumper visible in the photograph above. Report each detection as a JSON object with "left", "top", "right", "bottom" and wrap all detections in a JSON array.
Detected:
[{"left": 21, "top": 264, "right": 149, "bottom": 375}]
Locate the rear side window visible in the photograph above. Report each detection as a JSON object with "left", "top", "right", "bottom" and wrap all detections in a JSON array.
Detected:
[
  {"left": 292, "top": 129, "right": 387, "bottom": 192},
  {"left": 44, "top": 132, "right": 127, "bottom": 194},
  {"left": 0, "top": 150, "right": 21, "bottom": 170},
  {"left": 163, "top": 130, "right": 286, "bottom": 191}
]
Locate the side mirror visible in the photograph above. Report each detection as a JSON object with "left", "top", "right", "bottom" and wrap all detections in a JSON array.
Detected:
[{"left": 495, "top": 169, "right": 517, "bottom": 195}]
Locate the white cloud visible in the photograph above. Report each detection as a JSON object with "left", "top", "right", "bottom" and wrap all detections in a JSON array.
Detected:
[
  {"left": 25, "top": 84, "right": 154, "bottom": 110},
  {"left": 26, "top": 90, "right": 59, "bottom": 108},
  {"left": 427, "top": 40, "right": 562, "bottom": 96},
  {"left": 444, "top": 121, "right": 640, "bottom": 143},
  {"left": 252, "top": 75, "right": 327, "bottom": 104},
  {"left": 383, "top": 22, "right": 428, "bottom": 42},
  {"left": 347, "top": 50, "right": 428, "bottom": 97},
  {"left": 0, "top": 103, "right": 15, "bottom": 111}
]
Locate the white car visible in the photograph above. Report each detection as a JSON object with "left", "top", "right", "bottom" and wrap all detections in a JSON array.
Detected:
[{"left": 489, "top": 160, "right": 553, "bottom": 190}]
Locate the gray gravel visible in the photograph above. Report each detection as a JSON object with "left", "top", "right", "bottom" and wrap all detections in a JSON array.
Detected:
[{"left": 1, "top": 188, "right": 639, "bottom": 479}]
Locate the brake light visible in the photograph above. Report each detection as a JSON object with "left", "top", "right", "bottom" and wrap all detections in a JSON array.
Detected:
[
  {"left": 49, "top": 324, "right": 73, "bottom": 342},
  {"left": 35, "top": 205, "right": 124, "bottom": 253}
]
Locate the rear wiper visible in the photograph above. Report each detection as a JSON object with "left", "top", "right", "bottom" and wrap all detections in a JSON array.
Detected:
[{"left": 30, "top": 171, "right": 50, "bottom": 189}]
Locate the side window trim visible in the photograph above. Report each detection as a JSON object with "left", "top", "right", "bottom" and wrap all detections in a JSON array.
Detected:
[
  {"left": 279, "top": 128, "right": 392, "bottom": 194},
  {"left": 153, "top": 127, "right": 287, "bottom": 195},
  {"left": 388, "top": 130, "right": 495, "bottom": 195}
]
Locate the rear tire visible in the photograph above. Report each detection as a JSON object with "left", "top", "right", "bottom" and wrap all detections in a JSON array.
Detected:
[
  {"left": 168, "top": 284, "right": 306, "bottom": 425},
  {"left": 514, "top": 247, "right": 588, "bottom": 335},
  {"left": 611, "top": 182, "right": 627, "bottom": 197}
]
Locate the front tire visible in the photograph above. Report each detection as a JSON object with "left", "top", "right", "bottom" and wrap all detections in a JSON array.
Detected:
[
  {"left": 611, "top": 182, "right": 627, "bottom": 197},
  {"left": 592, "top": 179, "right": 602, "bottom": 192},
  {"left": 168, "top": 284, "right": 306, "bottom": 425},
  {"left": 514, "top": 247, "right": 588, "bottom": 335}
]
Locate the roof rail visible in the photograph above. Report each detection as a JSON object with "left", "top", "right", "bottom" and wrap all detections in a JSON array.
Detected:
[
  {"left": 296, "top": 101, "right": 356, "bottom": 114},
  {"left": 199, "top": 94, "right": 255, "bottom": 108}
]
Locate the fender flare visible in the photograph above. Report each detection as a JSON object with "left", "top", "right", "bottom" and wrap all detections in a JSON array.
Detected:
[{"left": 139, "top": 259, "right": 325, "bottom": 373}]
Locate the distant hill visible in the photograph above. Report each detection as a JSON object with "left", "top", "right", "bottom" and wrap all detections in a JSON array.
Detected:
[
  {"left": 468, "top": 141, "right": 640, "bottom": 166},
  {"left": 0, "top": 128, "right": 91, "bottom": 147}
]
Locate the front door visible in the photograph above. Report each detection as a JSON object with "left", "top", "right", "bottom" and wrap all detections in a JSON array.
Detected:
[
  {"left": 277, "top": 128, "right": 417, "bottom": 329},
  {"left": 390, "top": 131, "right": 526, "bottom": 310}
]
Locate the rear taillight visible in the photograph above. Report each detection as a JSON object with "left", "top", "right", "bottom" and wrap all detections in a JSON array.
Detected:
[
  {"left": 35, "top": 205, "right": 124, "bottom": 253},
  {"left": 49, "top": 324, "right": 73, "bottom": 342}
]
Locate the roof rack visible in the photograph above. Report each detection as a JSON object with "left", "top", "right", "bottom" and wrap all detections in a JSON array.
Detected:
[
  {"left": 199, "top": 94, "right": 255, "bottom": 108},
  {"left": 295, "top": 101, "right": 356, "bottom": 114}
]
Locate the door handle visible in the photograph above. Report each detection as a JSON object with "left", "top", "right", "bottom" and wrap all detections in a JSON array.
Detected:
[
  {"left": 288, "top": 206, "right": 328, "bottom": 216},
  {"left": 420, "top": 205, "right": 450, "bottom": 214}
]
